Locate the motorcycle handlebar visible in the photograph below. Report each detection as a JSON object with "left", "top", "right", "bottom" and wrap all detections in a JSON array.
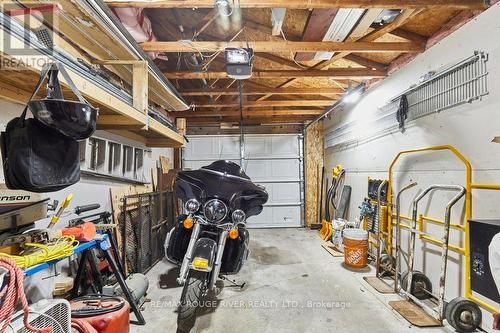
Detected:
[{"left": 74, "top": 204, "right": 101, "bottom": 215}]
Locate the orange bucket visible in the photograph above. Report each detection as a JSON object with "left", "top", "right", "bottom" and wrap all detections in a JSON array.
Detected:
[{"left": 343, "top": 229, "right": 369, "bottom": 269}]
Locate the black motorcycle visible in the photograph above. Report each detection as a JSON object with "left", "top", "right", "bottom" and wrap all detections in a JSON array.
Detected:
[{"left": 164, "top": 160, "right": 268, "bottom": 330}]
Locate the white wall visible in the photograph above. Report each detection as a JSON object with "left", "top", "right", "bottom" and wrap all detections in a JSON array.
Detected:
[{"left": 324, "top": 4, "right": 500, "bottom": 330}]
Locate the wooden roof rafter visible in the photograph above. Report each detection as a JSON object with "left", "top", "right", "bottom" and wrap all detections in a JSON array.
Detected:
[{"left": 105, "top": 0, "right": 488, "bottom": 10}]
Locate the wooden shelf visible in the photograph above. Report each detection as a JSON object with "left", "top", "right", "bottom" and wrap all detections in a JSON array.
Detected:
[{"left": 0, "top": 6, "right": 185, "bottom": 148}]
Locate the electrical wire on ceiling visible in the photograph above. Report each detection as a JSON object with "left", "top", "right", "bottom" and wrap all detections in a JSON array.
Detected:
[{"left": 270, "top": 9, "right": 308, "bottom": 70}]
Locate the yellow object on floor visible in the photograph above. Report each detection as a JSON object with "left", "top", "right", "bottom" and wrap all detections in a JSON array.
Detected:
[
  {"left": 0, "top": 236, "right": 78, "bottom": 268},
  {"left": 319, "top": 219, "right": 332, "bottom": 241}
]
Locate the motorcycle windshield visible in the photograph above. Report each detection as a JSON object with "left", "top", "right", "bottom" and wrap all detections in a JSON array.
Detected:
[{"left": 175, "top": 160, "right": 268, "bottom": 218}]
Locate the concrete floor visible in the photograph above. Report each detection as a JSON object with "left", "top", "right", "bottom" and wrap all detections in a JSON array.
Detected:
[{"left": 134, "top": 228, "right": 453, "bottom": 333}]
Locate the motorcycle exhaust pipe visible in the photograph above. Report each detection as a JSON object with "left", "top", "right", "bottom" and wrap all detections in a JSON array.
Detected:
[
  {"left": 209, "top": 230, "right": 228, "bottom": 290},
  {"left": 177, "top": 222, "right": 201, "bottom": 285}
]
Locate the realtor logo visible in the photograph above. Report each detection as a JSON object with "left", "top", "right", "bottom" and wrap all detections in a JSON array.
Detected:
[{"left": 0, "top": 1, "right": 60, "bottom": 69}]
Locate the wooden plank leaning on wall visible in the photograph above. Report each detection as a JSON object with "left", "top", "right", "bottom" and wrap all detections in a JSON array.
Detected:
[{"left": 305, "top": 121, "right": 324, "bottom": 228}]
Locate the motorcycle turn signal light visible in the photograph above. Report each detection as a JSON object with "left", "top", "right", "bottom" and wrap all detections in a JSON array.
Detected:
[
  {"left": 229, "top": 228, "right": 239, "bottom": 239},
  {"left": 183, "top": 217, "right": 194, "bottom": 229}
]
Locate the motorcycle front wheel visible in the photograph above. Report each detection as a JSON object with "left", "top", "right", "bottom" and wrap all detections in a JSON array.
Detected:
[{"left": 177, "top": 271, "right": 208, "bottom": 332}]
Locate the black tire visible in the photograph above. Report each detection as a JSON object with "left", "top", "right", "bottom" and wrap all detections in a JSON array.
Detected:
[
  {"left": 177, "top": 271, "right": 208, "bottom": 332},
  {"left": 445, "top": 297, "right": 482, "bottom": 333},
  {"left": 401, "top": 271, "right": 432, "bottom": 300}
]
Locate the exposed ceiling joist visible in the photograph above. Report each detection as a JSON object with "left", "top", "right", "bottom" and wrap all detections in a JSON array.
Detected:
[
  {"left": 344, "top": 54, "right": 387, "bottom": 71},
  {"left": 295, "top": 9, "right": 338, "bottom": 61},
  {"left": 178, "top": 87, "right": 344, "bottom": 96},
  {"left": 255, "top": 8, "right": 383, "bottom": 102},
  {"left": 141, "top": 41, "right": 423, "bottom": 53},
  {"left": 105, "top": 0, "right": 487, "bottom": 10},
  {"left": 174, "top": 109, "right": 323, "bottom": 117},
  {"left": 193, "top": 100, "right": 336, "bottom": 108},
  {"left": 165, "top": 68, "right": 386, "bottom": 79},
  {"left": 255, "top": 8, "right": 415, "bottom": 102},
  {"left": 186, "top": 117, "right": 315, "bottom": 125},
  {"left": 187, "top": 125, "right": 303, "bottom": 135},
  {"left": 389, "top": 28, "right": 428, "bottom": 44},
  {"left": 255, "top": 53, "right": 304, "bottom": 70},
  {"left": 193, "top": 10, "right": 219, "bottom": 38}
]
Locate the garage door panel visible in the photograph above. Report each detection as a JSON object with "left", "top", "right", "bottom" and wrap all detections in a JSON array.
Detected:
[
  {"left": 184, "top": 159, "right": 239, "bottom": 170},
  {"left": 184, "top": 134, "right": 303, "bottom": 228},
  {"left": 270, "top": 136, "right": 299, "bottom": 157},
  {"left": 259, "top": 182, "right": 301, "bottom": 204},
  {"left": 245, "top": 159, "right": 300, "bottom": 182},
  {"left": 185, "top": 136, "right": 240, "bottom": 160},
  {"left": 245, "top": 137, "right": 270, "bottom": 157},
  {"left": 245, "top": 135, "right": 299, "bottom": 158},
  {"left": 218, "top": 136, "right": 241, "bottom": 159},
  {"left": 247, "top": 206, "right": 301, "bottom": 227}
]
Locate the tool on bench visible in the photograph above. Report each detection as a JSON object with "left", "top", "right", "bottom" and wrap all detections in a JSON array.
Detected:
[
  {"left": 0, "top": 194, "right": 101, "bottom": 268},
  {"left": 47, "top": 193, "right": 74, "bottom": 229}
]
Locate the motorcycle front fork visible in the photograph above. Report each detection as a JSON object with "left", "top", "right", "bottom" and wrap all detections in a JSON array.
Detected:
[
  {"left": 177, "top": 224, "right": 228, "bottom": 292},
  {"left": 177, "top": 223, "right": 201, "bottom": 285}
]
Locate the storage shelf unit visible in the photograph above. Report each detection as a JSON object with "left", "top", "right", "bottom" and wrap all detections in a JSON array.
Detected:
[{"left": 0, "top": 4, "right": 187, "bottom": 148}]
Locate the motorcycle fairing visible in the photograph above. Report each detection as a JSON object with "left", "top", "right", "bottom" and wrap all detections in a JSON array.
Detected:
[{"left": 175, "top": 160, "right": 268, "bottom": 218}]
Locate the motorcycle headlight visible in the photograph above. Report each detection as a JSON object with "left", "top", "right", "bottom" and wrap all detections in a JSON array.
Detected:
[
  {"left": 184, "top": 199, "right": 200, "bottom": 213},
  {"left": 232, "top": 209, "right": 246, "bottom": 223},
  {"left": 203, "top": 199, "right": 227, "bottom": 223}
]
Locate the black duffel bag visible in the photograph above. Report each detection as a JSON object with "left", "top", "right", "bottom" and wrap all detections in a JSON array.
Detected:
[{"left": 0, "top": 64, "right": 80, "bottom": 192}]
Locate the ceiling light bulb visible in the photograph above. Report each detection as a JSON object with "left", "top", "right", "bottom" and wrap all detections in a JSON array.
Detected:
[{"left": 343, "top": 90, "right": 362, "bottom": 104}]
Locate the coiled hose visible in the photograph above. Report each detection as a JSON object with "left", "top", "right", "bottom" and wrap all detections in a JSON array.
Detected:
[
  {"left": 0, "top": 236, "right": 78, "bottom": 268},
  {"left": 0, "top": 257, "right": 52, "bottom": 333}
]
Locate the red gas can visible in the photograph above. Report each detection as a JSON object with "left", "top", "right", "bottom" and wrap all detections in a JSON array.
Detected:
[{"left": 70, "top": 296, "right": 130, "bottom": 333}]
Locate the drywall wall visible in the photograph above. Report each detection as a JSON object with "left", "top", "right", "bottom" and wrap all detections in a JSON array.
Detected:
[{"left": 323, "top": 4, "right": 500, "bottom": 330}]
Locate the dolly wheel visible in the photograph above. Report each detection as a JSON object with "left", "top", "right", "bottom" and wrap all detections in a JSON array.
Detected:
[
  {"left": 378, "top": 254, "right": 394, "bottom": 277},
  {"left": 445, "top": 297, "right": 482, "bottom": 333},
  {"left": 401, "top": 271, "right": 432, "bottom": 300}
]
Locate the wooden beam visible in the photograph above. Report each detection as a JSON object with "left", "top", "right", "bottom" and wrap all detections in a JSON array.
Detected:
[
  {"left": 108, "top": 130, "right": 149, "bottom": 144},
  {"left": 176, "top": 118, "right": 187, "bottom": 136},
  {"left": 165, "top": 68, "right": 385, "bottom": 79},
  {"left": 0, "top": 81, "right": 32, "bottom": 105},
  {"left": 254, "top": 53, "right": 304, "bottom": 70},
  {"left": 105, "top": 0, "right": 488, "bottom": 10},
  {"left": 141, "top": 41, "right": 423, "bottom": 53},
  {"left": 271, "top": 8, "right": 286, "bottom": 36},
  {"left": 186, "top": 116, "right": 315, "bottom": 124},
  {"left": 187, "top": 124, "right": 303, "bottom": 135},
  {"left": 97, "top": 115, "right": 144, "bottom": 126},
  {"left": 193, "top": 10, "right": 219, "bottom": 38},
  {"left": 344, "top": 54, "right": 387, "bottom": 71},
  {"left": 174, "top": 109, "right": 323, "bottom": 117},
  {"left": 132, "top": 61, "right": 148, "bottom": 114},
  {"left": 193, "top": 100, "right": 335, "bottom": 108},
  {"left": 255, "top": 8, "right": 413, "bottom": 102},
  {"left": 146, "top": 138, "right": 184, "bottom": 147},
  {"left": 295, "top": 9, "right": 338, "bottom": 61},
  {"left": 389, "top": 28, "right": 428, "bottom": 44},
  {"left": 179, "top": 87, "right": 344, "bottom": 96}
]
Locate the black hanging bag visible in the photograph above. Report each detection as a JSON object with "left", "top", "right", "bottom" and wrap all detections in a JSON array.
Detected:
[{"left": 0, "top": 63, "right": 82, "bottom": 192}]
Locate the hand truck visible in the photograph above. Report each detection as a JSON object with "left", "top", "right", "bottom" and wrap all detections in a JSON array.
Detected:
[{"left": 398, "top": 184, "right": 482, "bottom": 332}]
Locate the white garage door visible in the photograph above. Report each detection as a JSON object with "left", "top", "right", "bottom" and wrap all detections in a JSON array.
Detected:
[{"left": 183, "top": 134, "right": 303, "bottom": 228}]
